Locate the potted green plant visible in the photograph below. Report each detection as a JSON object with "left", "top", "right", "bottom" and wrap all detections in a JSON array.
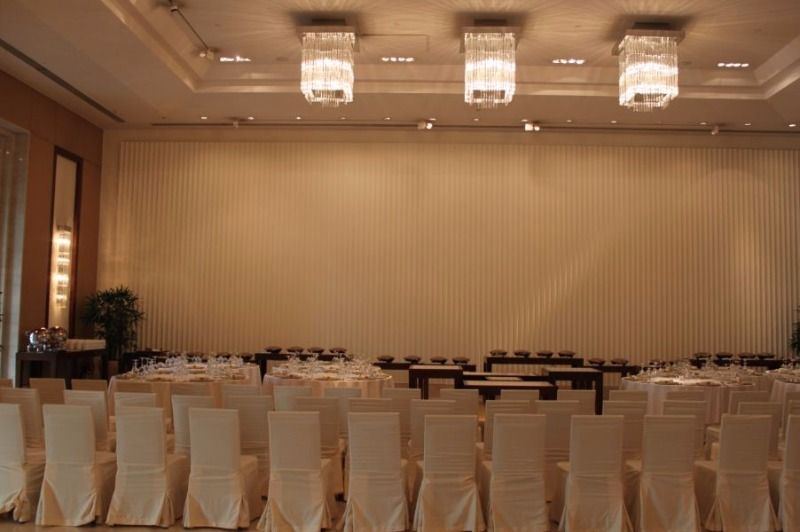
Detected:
[
  {"left": 81, "top": 286, "right": 144, "bottom": 361},
  {"left": 791, "top": 306, "right": 800, "bottom": 357}
]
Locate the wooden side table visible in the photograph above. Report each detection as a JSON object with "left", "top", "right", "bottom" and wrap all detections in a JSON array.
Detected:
[
  {"left": 408, "top": 365, "right": 464, "bottom": 399},
  {"left": 545, "top": 367, "right": 604, "bottom": 414},
  {"left": 15, "top": 349, "right": 107, "bottom": 388}
]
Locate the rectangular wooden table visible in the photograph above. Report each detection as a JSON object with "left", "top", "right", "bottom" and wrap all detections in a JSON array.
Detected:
[
  {"left": 16, "top": 349, "right": 107, "bottom": 388},
  {"left": 408, "top": 365, "right": 465, "bottom": 399},
  {"left": 483, "top": 355, "right": 584, "bottom": 372},
  {"left": 460, "top": 379, "right": 557, "bottom": 400},
  {"left": 545, "top": 367, "right": 603, "bottom": 414}
]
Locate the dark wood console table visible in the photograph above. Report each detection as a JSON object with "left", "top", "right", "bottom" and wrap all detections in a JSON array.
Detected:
[{"left": 15, "top": 349, "right": 107, "bottom": 388}]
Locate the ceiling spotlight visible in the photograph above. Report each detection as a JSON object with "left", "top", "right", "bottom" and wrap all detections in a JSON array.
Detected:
[
  {"left": 340, "top": 116, "right": 347, "bottom": 120},
  {"left": 198, "top": 49, "right": 217, "bottom": 61},
  {"left": 524, "top": 122, "right": 541, "bottom": 132},
  {"left": 744, "top": 122, "right": 751, "bottom": 126},
  {"left": 384, "top": 117, "right": 391, "bottom": 121},
  {"left": 247, "top": 116, "right": 255, "bottom": 121},
  {"left": 789, "top": 123, "right": 797, "bottom": 128},
  {"left": 566, "top": 119, "right": 573, "bottom": 123},
  {"left": 711, "top": 124, "right": 720, "bottom": 135},
  {"left": 473, "top": 118, "right": 480, "bottom": 122},
  {"left": 699, "top": 121, "right": 708, "bottom": 126},
  {"left": 200, "top": 116, "right": 208, "bottom": 120},
  {"left": 295, "top": 116, "right": 302, "bottom": 120},
  {"left": 417, "top": 120, "right": 434, "bottom": 130},
  {"left": 219, "top": 55, "right": 251, "bottom": 63},
  {"left": 610, "top": 120, "right": 618, "bottom": 124}
]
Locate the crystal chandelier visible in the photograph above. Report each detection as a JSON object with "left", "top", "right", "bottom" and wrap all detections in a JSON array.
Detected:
[
  {"left": 617, "top": 32, "right": 680, "bottom": 111},
  {"left": 300, "top": 31, "right": 355, "bottom": 107},
  {"left": 464, "top": 31, "right": 516, "bottom": 108}
]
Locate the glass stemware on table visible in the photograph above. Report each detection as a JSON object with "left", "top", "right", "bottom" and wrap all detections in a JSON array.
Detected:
[
  {"left": 276, "top": 352, "right": 386, "bottom": 381},
  {"left": 626, "top": 359, "right": 765, "bottom": 387},
  {"left": 124, "top": 353, "right": 249, "bottom": 382}
]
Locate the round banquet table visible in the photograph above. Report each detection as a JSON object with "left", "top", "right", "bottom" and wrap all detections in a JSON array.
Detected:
[
  {"left": 621, "top": 378, "right": 755, "bottom": 424},
  {"left": 262, "top": 373, "right": 393, "bottom": 398},
  {"left": 108, "top": 363, "right": 261, "bottom": 412}
]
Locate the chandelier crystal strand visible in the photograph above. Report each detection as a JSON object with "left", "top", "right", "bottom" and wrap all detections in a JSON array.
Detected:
[
  {"left": 618, "top": 34, "right": 679, "bottom": 111},
  {"left": 464, "top": 32, "right": 516, "bottom": 109},
  {"left": 301, "top": 31, "right": 355, "bottom": 107}
]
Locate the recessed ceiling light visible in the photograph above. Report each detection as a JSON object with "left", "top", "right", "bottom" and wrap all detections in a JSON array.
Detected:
[
  {"left": 200, "top": 116, "right": 208, "bottom": 120},
  {"left": 566, "top": 119, "right": 573, "bottom": 123},
  {"left": 295, "top": 116, "right": 302, "bottom": 120},
  {"left": 382, "top": 56, "right": 415, "bottom": 63},
  {"left": 552, "top": 58, "right": 586, "bottom": 65},
  {"left": 219, "top": 55, "right": 252, "bottom": 63},
  {"left": 428, "top": 117, "right": 437, "bottom": 121},
  {"left": 699, "top": 121, "right": 708, "bottom": 126},
  {"left": 610, "top": 120, "right": 617, "bottom": 124},
  {"left": 789, "top": 123, "right": 797, "bottom": 128},
  {"left": 473, "top": 118, "right": 480, "bottom": 122},
  {"left": 384, "top": 117, "right": 391, "bottom": 121},
  {"left": 521, "top": 119, "right": 529, "bottom": 123},
  {"left": 247, "top": 116, "right": 255, "bottom": 121},
  {"left": 340, "top": 116, "right": 347, "bottom": 120},
  {"left": 744, "top": 122, "right": 752, "bottom": 126},
  {"left": 717, "top": 62, "right": 750, "bottom": 68}
]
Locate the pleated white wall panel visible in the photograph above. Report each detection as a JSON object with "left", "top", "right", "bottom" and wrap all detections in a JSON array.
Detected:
[{"left": 101, "top": 141, "right": 800, "bottom": 364}]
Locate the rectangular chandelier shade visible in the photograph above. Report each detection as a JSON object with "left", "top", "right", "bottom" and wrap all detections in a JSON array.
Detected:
[
  {"left": 618, "top": 32, "right": 680, "bottom": 111},
  {"left": 300, "top": 31, "right": 355, "bottom": 107},
  {"left": 464, "top": 31, "right": 516, "bottom": 109}
]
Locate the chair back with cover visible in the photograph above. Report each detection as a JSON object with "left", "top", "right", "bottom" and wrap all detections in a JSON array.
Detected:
[
  {"left": 29, "top": 378, "right": 65, "bottom": 405},
  {"left": 737, "top": 401, "right": 782, "bottom": 459},
  {"left": 225, "top": 395, "right": 273, "bottom": 496},
  {"left": 636, "top": 415, "right": 701, "bottom": 531},
  {"left": 663, "top": 400, "right": 707, "bottom": 458},
  {"left": 0, "top": 388, "right": 43, "bottom": 448},
  {"left": 71, "top": 379, "right": 107, "bottom": 392},
  {"left": 323, "top": 387, "right": 362, "bottom": 439},
  {"left": 0, "top": 403, "right": 44, "bottom": 522},
  {"left": 483, "top": 400, "right": 530, "bottom": 458},
  {"left": 558, "top": 389, "right": 595, "bottom": 415},
  {"left": 273, "top": 385, "right": 312, "bottom": 411},
  {"left": 64, "top": 390, "right": 111, "bottom": 451},
  {"left": 665, "top": 390, "right": 706, "bottom": 402},
  {"left": 603, "top": 400, "right": 647, "bottom": 459},
  {"left": 409, "top": 399, "right": 456, "bottom": 460},
  {"left": 727, "top": 390, "right": 769, "bottom": 414},
  {"left": 439, "top": 388, "right": 479, "bottom": 416},
  {"left": 413, "top": 415, "right": 483, "bottom": 532},
  {"left": 609, "top": 390, "right": 649, "bottom": 402},
  {"left": 171, "top": 395, "right": 215, "bottom": 455},
  {"left": 295, "top": 397, "right": 344, "bottom": 494},
  {"left": 344, "top": 412, "right": 408, "bottom": 531},
  {"left": 533, "top": 399, "right": 580, "bottom": 500},
  {"left": 780, "top": 415, "right": 800, "bottom": 532}
]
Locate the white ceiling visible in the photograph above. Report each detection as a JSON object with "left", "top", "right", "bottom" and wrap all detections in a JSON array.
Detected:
[{"left": 1, "top": 0, "right": 800, "bottom": 133}]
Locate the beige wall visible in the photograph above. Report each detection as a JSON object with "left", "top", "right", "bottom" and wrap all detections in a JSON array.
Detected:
[
  {"left": 0, "top": 68, "right": 103, "bottom": 348},
  {"left": 99, "top": 130, "right": 800, "bottom": 364}
]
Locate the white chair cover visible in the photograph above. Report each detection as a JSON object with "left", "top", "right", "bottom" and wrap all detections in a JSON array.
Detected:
[
  {"left": 738, "top": 402, "right": 782, "bottom": 460},
  {"left": 344, "top": 412, "right": 408, "bottom": 532},
  {"left": 0, "top": 404, "right": 44, "bottom": 522},
  {"left": 439, "top": 388, "right": 479, "bottom": 416},
  {"left": 533, "top": 399, "right": 580, "bottom": 501},
  {"left": 110, "top": 380, "right": 152, "bottom": 415},
  {"left": 323, "top": 387, "right": 362, "bottom": 439},
  {"left": 35, "top": 404, "right": 116, "bottom": 526},
  {"left": 634, "top": 415, "right": 701, "bottom": 532},
  {"left": 0, "top": 378, "right": 12, "bottom": 388},
  {"left": 70, "top": 379, "right": 108, "bottom": 392},
  {"left": 382, "top": 388, "right": 418, "bottom": 458},
  {"left": 221, "top": 382, "right": 260, "bottom": 408},
  {"left": 106, "top": 406, "right": 189, "bottom": 526},
  {"left": 780, "top": 415, "right": 800, "bottom": 532},
  {"left": 609, "top": 390, "right": 649, "bottom": 402},
  {"left": 413, "top": 415, "right": 484, "bottom": 532},
  {"left": 296, "top": 397, "right": 344, "bottom": 495},
  {"left": 783, "top": 394, "right": 800, "bottom": 430},
  {"left": 29, "top": 378, "right": 65, "bottom": 405},
  {"left": 558, "top": 390, "right": 595, "bottom": 415},
  {"left": 603, "top": 400, "right": 647, "bottom": 460},
  {"left": 115, "top": 391, "right": 157, "bottom": 411},
  {"left": 382, "top": 387, "right": 421, "bottom": 400},
  {"left": 409, "top": 399, "right": 456, "bottom": 461},
  {"left": 183, "top": 408, "right": 261, "bottom": 529},
  {"left": 260, "top": 411, "right": 335, "bottom": 531},
  {"left": 663, "top": 400, "right": 707, "bottom": 458},
  {"left": 697, "top": 414, "right": 778, "bottom": 532},
  {"left": 557, "top": 415, "right": 632, "bottom": 532},
  {"left": 348, "top": 397, "right": 393, "bottom": 414},
  {"left": 226, "top": 395, "right": 273, "bottom": 497},
  {"left": 481, "top": 413, "right": 548, "bottom": 532},
  {"left": 64, "top": 390, "right": 113, "bottom": 452},
  {"left": 665, "top": 390, "right": 706, "bottom": 402},
  {"left": 728, "top": 390, "right": 770, "bottom": 414},
  {"left": 167, "top": 382, "right": 211, "bottom": 423},
  {"left": 0, "top": 388, "right": 44, "bottom": 448},
  {"left": 273, "top": 385, "right": 312, "bottom": 411},
  {"left": 499, "top": 389, "right": 540, "bottom": 403},
  {"left": 482, "top": 400, "right": 530, "bottom": 458},
  {"left": 171, "top": 395, "right": 215, "bottom": 455}
]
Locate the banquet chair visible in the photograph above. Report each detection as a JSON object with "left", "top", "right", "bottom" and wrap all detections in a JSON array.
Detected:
[
  {"left": 498, "top": 389, "right": 539, "bottom": 410},
  {"left": 413, "top": 415, "right": 484, "bottom": 532},
  {"left": 0, "top": 388, "right": 44, "bottom": 448},
  {"left": 782, "top": 392, "right": 800, "bottom": 429},
  {"left": 663, "top": 399, "right": 707, "bottom": 458},
  {"left": 0, "top": 378, "right": 12, "bottom": 388},
  {"left": 609, "top": 390, "right": 649, "bottom": 403},
  {"left": 35, "top": 404, "right": 116, "bottom": 526},
  {"left": 557, "top": 389, "right": 595, "bottom": 415},
  {"left": 665, "top": 390, "right": 706, "bottom": 402},
  {"left": 553, "top": 415, "right": 631, "bottom": 531},
  {"left": 64, "top": 390, "right": 114, "bottom": 451},
  {"left": 106, "top": 406, "right": 189, "bottom": 526},
  {"left": 439, "top": 388, "right": 479, "bottom": 416},
  {"left": 221, "top": 382, "right": 260, "bottom": 407},
  {"left": 114, "top": 391, "right": 157, "bottom": 413},
  {"left": 273, "top": 385, "right": 312, "bottom": 411},
  {"left": 29, "top": 378, "right": 65, "bottom": 405},
  {"left": 323, "top": 387, "right": 362, "bottom": 440},
  {"left": 736, "top": 402, "right": 782, "bottom": 461},
  {"left": 382, "top": 388, "right": 419, "bottom": 457},
  {"left": 779, "top": 415, "right": 800, "bottom": 532},
  {"left": 70, "top": 378, "right": 108, "bottom": 392},
  {"left": 479, "top": 400, "right": 530, "bottom": 459},
  {"left": 183, "top": 408, "right": 261, "bottom": 529},
  {"left": 171, "top": 395, "right": 215, "bottom": 455},
  {"left": 629, "top": 415, "right": 701, "bottom": 532},
  {"left": 226, "top": 395, "right": 273, "bottom": 496},
  {"left": 344, "top": 412, "right": 409, "bottom": 531},
  {"left": 348, "top": 397, "right": 393, "bottom": 414},
  {"left": 479, "top": 413, "right": 548, "bottom": 532},
  {"left": 171, "top": 382, "right": 211, "bottom": 396},
  {"left": 705, "top": 390, "right": 770, "bottom": 452},
  {"left": 0, "top": 403, "right": 45, "bottom": 522},
  {"left": 533, "top": 399, "right": 580, "bottom": 501},
  {"left": 110, "top": 380, "right": 152, "bottom": 416},
  {"left": 603, "top": 400, "right": 647, "bottom": 460},
  {"left": 295, "top": 397, "right": 344, "bottom": 495},
  {"left": 695, "top": 414, "right": 778, "bottom": 532},
  {"left": 407, "top": 399, "right": 456, "bottom": 502},
  {"left": 260, "top": 411, "right": 336, "bottom": 531}
]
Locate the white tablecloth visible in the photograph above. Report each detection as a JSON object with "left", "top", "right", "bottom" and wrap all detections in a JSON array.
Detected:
[
  {"left": 109, "top": 364, "right": 261, "bottom": 409},
  {"left": 621, "top": 379, "right": 754, "bottom": 424},
  {"left": 262, "top": 374, "right": 392, "bottom": 398}
]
